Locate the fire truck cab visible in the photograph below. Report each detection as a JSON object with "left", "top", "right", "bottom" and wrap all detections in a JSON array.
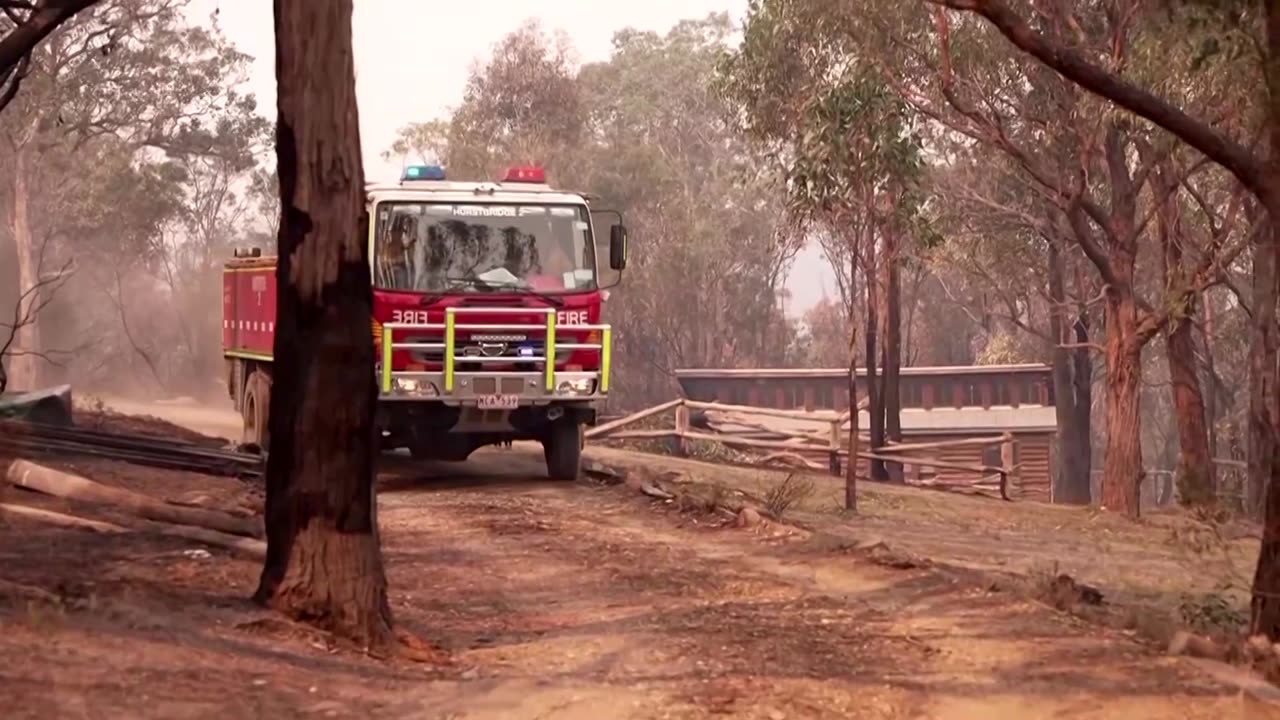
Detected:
[{"left": 222, "top": 164, "right": 627, "bottom": 480}]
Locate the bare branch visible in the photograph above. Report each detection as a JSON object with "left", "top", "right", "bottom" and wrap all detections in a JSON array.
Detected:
[
  {"left": 924, "top": 0, "right": 1267, "bottom": 199},
  {"left": 0, "top": 0, "right": 101, "bottom": 82}
]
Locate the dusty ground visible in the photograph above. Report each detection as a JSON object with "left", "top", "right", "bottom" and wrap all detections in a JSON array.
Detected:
[
  {"left": 0, "top": 401, "right": 1258, "bottom": 718},
  {"left": 586, "top": 444, "right": 1258, "bottom": 631}
]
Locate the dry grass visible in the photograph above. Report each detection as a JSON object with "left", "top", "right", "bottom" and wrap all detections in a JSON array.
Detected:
[
  {"left": 585, "top": 445, "right": 1258, "bottom": 629},
  {"left": 762, "top": 473, "right": 815, "bottom": 519}
]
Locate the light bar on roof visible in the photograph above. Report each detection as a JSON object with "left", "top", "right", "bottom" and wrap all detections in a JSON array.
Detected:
[
  {"left": 502, "top": 165, "right": 545, "bottom": 183},
  {"left": 402, "top": 164, "right": 446, "bottom": 181}
]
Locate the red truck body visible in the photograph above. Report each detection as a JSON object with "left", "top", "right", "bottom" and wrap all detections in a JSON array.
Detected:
[{"left": 221, "top": 165, "right": 626, "bottom": 480}]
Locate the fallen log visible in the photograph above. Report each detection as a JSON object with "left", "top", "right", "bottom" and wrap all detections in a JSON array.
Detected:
[
  {"left": 756, "top": 452, "right": 825, "bottom": 470},
  {"left": 0, "top": 503, "right": 127, "bottom": 533},
  {"left": 149, "top": 522, "right": 266, "bottom": 560},
  {"left": 0, "top": 501, "right": 266, "bottom": 559},
  {"left": 5, "top": 459, "right": 262, "bottom": 539}
]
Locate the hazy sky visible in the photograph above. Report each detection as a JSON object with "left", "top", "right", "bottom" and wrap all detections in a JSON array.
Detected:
[{"left": 184, "top": 0, "right": 834, "bottom": 314}]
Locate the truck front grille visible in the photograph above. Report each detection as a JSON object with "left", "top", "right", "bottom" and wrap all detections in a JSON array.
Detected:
[{"left": 472, "top": 377, "right": 528, "bottom": 395}]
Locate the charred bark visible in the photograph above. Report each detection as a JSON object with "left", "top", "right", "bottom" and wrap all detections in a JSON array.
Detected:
[
  {"left": 1047, "top": 237, "right": 1090, "bottom": 504},
  {"left": 883, "top": 251, "right": 903, "bottom": 483},
  {"left": 1071, "top": 271, "right": 1094, "bottom": 492},
  {"left": 845, "top": 250, "right": 859, "bottom": 511},
  {"left": 254, "top": 0, "right": 393, "bottom": 651},
  {"left": 1248, "top": 216, "right": 1276, "bottom": 515},
  {"left": 1152, "top": 160, "right": 1214, "bottom": 508},
  {"left": 1247, "top": 0, "right": 1280, "bottom": 644},
  {"left": 863, "top": 238, "right": 886, "bottom": 481},
  {"left": 1167, "top": 311, "right": 1213, "bottom": 507},
  {"left": 1254, "top": 458, "right": 1280, "bottom": 638},
  {"left": 1202, "top": 294, "right": 1220, "bottom": 472}
]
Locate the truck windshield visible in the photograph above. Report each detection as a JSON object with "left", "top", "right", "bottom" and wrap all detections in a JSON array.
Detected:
[{"left": 373, "top": 202, "right": 596, "bottom": 293}]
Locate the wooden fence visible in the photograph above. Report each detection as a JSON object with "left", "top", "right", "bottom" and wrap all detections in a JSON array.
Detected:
[{"left": 587, "top": 398, "right": 1018, "bottom": 500}]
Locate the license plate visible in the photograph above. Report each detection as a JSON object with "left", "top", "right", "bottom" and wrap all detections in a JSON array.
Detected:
[{"left": 476, "top": 394, "right": 519, "bottom": 410}]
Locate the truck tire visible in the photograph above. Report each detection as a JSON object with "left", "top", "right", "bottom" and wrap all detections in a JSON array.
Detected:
[
  {"left": 242, "top": 370, "right": 271, "bottom": 451},
  {"left": 543, "top": 420, "right": 583, "bottom": 481}
]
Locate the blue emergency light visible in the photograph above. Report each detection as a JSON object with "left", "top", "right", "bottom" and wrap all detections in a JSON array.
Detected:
[{"left": 402, "top": 164, "right": 446, "bottom": 181}]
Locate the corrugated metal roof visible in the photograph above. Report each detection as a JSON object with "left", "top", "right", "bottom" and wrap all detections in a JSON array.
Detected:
[{"left": 675, "top": 364, "right": 1051, "bottom": 379}]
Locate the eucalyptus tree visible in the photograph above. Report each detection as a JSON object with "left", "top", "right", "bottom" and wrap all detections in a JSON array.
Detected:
[{"left": 720, "top": 0, "right": 931, "bottom": 502}]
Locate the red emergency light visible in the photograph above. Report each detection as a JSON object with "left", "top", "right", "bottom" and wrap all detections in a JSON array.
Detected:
[{"left": 503, "top": 165, "right": 546, "bottom": 183}]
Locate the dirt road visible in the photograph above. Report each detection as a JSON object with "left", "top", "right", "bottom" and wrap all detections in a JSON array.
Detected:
[
  {"left": 0, "top": 400, "right": 1245, "bottom": 718},
  {"left": 374, "top": 449, "right": 1234, "bottom": 719}
]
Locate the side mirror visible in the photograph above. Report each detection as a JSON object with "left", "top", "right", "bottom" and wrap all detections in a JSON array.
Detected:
[{"left": 609, "top": 224, "right": 628, "bottom": 271}]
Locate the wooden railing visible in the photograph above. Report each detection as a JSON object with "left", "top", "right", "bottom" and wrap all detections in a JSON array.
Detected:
[{"left": 587, "top": 399, "right": 1017, "bottom": 500}]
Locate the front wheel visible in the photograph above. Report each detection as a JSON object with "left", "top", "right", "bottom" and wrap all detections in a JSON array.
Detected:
[{"left": 543, "top": 420, "right": 583, "bottom": 481}]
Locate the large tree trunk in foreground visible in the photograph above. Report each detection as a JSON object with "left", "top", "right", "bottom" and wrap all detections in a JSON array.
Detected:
[
  {"left": 1100, "top": 287, "right": 1143, "bottom": 518},
  {"left": 1253, "top": 218, "right": 1280, "bottom": 639},
  {"left": 255, "top": 0, "right": 392, "bottom": 651},
  {"left": 1248, "top": 222, "right": 1276, "bottom": 516},
  {"left": 6, "top": 146, "right": 41, "bottom": 391}
]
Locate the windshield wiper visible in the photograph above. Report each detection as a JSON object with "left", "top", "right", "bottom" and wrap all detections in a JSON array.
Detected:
[
  {"left": 444, "top": 276, "right": 497, "bottom": 292},
  {"left": 443, "top": 275, "right": 565, "bottom": 307},
  {"left": 492, "top": 282, "right": 565, "bottom": 307}
]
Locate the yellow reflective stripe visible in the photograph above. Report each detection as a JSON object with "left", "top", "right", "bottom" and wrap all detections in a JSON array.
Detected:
[
  {"left": 544, "top": 312, "right": 557, "bottom": 391},
  {"left": 600, "top": 326, "right": 612, "bottom": 393},
  {"left": 381, "top": 325, "right": 393, "bottom": 394},
  {"left": 444, "top": 309, "right": 456, "bottom": 392}
]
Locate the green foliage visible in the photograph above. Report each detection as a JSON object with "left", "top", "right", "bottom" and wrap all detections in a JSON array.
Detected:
[
  {"left": 399, "top": 14, "right": 802, "bottom": 407},
  {"left": 442, "top": 19, "right": 584, "bottom": 181},
  {"left": 0, "top": 0, "right": 274, "bottom": 396},
  {"left": 718, "top": 0, "right": 930, "bottom": 271}
]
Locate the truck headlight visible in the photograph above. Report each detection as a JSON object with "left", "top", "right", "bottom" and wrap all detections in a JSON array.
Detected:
[
  {"left": 556, "top": 378, "right": 595, "bottom": 396},
  {"left": 394, "top": 378, "right": 438, "bottom": 397}
]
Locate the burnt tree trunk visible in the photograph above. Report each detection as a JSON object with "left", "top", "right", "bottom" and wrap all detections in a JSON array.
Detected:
[
  {"left": 1201, "top": 293, "right": 1220, "bottom": 478},
  {"left": 1248, "top": 0, "right": 1280, "bottom": 642},
  {"left": 845, "top": 250, "right": 859, "bottom": 511},
  {"left": 1248, "top": 215, "right": 1276, "bottom": 516},
  {"left": 1071, "top": 269, "right": 1094, "bottom": 495},
  {"left": 1163, "top": 303, "right": 1211, "bottom": 495},
  {"left": 883, "top": 248, "right": 903, "bottom": 483},
  {"left": 864, "top": 237, "right": 886, "bottom": 481},
  {"left": 1069, "top": 124, "right": 1149, "bottom": 517},
  {"left": 1167, "top": 312, "right": 1213, "bottom": 507},
  {"left": 1152, "top": 160, "right": 1214, "bottom": 507},
  {"left": 254, "top": 0, "right": 393, "bottom": 651},
  {"left": 1253, "top": 208, "right": 1280, "bottom": 637},
  {"left": 1046, "top": 236, "right": 1090, "bottom": 504}
]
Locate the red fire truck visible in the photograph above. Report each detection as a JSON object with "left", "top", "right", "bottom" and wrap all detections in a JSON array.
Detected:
[{"left": 221, "top": 165, "right": 627, "bottom": 480}]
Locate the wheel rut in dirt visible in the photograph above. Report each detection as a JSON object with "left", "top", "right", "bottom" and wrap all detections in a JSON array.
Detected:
[
  {"left": 379, "top": 482, "right": 933, "bottom": 718},
  {"left": 376, "top": 469, "right": 1235, "bottom": 719}
]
